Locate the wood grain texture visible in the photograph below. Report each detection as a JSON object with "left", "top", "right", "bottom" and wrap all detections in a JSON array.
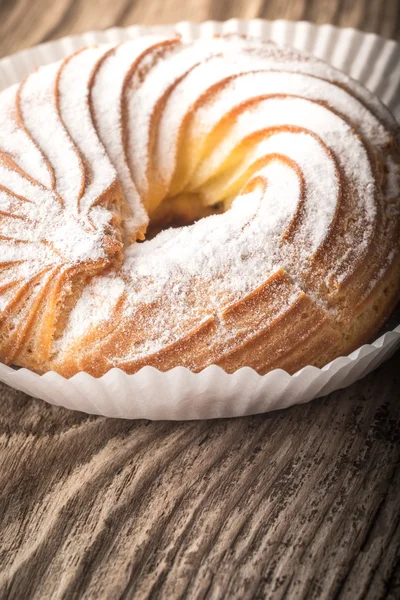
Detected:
[
  {"left": 0, "top": 0, "right": 399, "bottom": 598},
  {"left": 0, "top": 0, "right": 400, "bottom": 57}
]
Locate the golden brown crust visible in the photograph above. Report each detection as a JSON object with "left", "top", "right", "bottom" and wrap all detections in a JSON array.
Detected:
[{"left": 0, "top": 35, "right": 399, "bottom": 377}]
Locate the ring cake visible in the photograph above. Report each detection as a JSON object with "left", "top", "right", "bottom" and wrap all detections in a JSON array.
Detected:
[{"left": 0, "top": 34, "right": 399, "bottom": 377}]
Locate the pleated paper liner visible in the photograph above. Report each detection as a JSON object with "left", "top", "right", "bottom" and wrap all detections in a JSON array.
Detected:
[{"left": 0, "top": 20, "right": 399, "bottom": 419}]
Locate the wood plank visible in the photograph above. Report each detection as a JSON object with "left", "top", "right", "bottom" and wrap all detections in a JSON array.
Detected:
[
  {"left": 0, "top": 1, "right": 399, "bottom": 598},
  {"left": 0, "top": 0, "right": 399, "bottom": 58},
  {"left": 0, "top": 354, "right": 399, "bottom": 598}
]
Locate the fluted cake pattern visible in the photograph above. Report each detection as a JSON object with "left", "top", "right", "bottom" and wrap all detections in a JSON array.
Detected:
[{"left": 0, "top": 33, "right": 399, "bottom": 377}]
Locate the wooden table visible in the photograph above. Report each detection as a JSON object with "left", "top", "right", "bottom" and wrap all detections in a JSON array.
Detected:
[{"left": 0, "top": 1, "right": 399, "bottom": 598}]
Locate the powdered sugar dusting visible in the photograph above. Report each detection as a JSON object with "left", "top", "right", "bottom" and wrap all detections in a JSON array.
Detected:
[
  {"left": 90, "top": 37, "right": 176, "bottom": 236},
  {"left": 57, "top": 46, "right": 118, "bottom": 215},
  {"left": 0, "top": 34, "right": 398, "bottom": 373},
  {"left": 19, "top": 62, "right": 83, "bottom": 208},
  {"left": 0, "top": 85, "right": 54, "bottom": 188},
  {"left": 126, "top": 38, "right": 228, "bottom": 200}
]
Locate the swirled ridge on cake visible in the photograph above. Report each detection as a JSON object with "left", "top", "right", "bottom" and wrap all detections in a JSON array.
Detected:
[{"left": 0, "top": 34, "right": 399, "bottom": 377}]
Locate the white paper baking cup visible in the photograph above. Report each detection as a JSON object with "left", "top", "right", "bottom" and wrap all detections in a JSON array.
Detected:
[{"left": 0, "top": 19, "right": 399, "bottom": 419}]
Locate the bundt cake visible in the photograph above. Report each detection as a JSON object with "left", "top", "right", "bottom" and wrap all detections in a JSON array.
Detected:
[{"left": 0, "top": 33, "right": 399, "bottom": 377}]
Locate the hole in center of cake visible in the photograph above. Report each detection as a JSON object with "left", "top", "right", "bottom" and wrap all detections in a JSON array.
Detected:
[{"left": 144, "top": 193, "right": 225, "bottom": 240}]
